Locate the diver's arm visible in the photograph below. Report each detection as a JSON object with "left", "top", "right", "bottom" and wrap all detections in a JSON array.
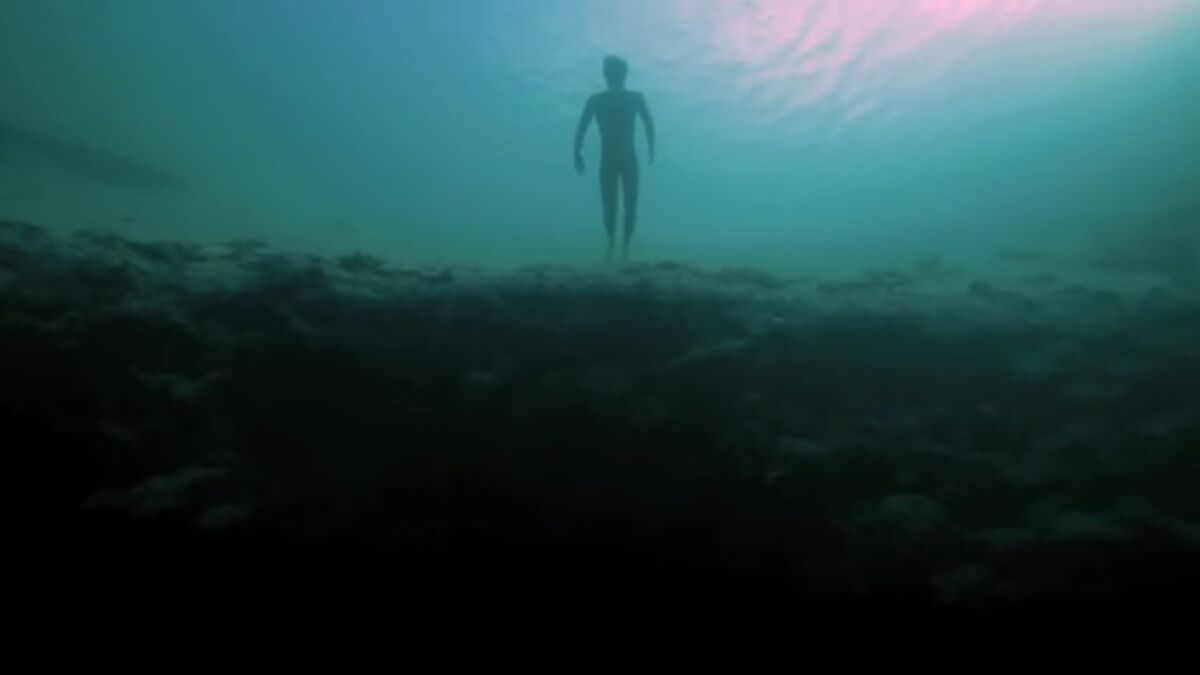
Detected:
[
  {"left": 574, "top": 96, "right": 595, "bottom": 174},
  {"left": 638, "top": 93, "right": 656, "bottom": 164}
]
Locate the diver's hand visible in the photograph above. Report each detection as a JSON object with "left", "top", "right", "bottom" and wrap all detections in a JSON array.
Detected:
[{"left": 574, "top": 153, "right": 585, "bottom": 175}]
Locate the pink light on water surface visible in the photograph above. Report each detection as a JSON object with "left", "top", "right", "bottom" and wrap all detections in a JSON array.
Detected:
[{"left": 676, "top": 0, "right": 1191, "bottom": 124}]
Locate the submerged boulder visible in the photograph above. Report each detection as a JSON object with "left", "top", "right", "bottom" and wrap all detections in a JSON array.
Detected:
[
  {"left": 933, "top": 564, "right": 999, "bottom": 606},
  {"left": 968, "top": 281, "right": 1037, "bottom": 312},
  {"left": 196, "top": 503, "right": 255, "bottom": 531},
  {"left": 124, "top": 465, "right": 228, "bottom": 518},
  {"left": 845, "top": 494, "right": 956, "bottom": 566}
]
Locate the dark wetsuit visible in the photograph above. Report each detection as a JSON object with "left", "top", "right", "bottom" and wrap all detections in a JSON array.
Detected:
[{"left": 575, "top": 89, "right": 655, "bottom": 248}]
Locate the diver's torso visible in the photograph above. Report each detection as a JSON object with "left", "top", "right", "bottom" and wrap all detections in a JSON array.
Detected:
[{"left": 593, "top": 90, "right": 639, "bottom": 161}]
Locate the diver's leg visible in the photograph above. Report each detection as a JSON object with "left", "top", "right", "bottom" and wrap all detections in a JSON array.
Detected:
[
  {"left": 600, "top": 161, "right": 618, "bottom": 262},
  {"left": 621, "top": 160, "right": 640, "bottom": 261}
]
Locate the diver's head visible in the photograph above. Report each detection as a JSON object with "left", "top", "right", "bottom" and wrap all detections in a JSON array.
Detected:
[{"left": 603, "top": 56, "right": 628, "bottom": 90}]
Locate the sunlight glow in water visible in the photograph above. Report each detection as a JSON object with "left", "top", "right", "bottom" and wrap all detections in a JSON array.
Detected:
[{"left": 664, "top": 0, "right": 1191, "bottom": 126}]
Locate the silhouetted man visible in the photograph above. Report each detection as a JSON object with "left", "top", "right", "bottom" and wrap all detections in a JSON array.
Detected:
[{"left": 574, "top": 55, "right": 656, "bottom": 263}]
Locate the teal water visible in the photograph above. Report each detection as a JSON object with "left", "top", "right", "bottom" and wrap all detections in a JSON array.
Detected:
[
  {"left": 0, "top": 0, "right": 1197, "bottom": 279},
  {"left": 5, "top": 2, "right": 1200, "bottom": 623}
]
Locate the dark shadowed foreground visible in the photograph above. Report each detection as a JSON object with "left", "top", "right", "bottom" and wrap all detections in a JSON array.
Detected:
[{"left": 4, "top": 220, "right": 1198, "bottom": 635}]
